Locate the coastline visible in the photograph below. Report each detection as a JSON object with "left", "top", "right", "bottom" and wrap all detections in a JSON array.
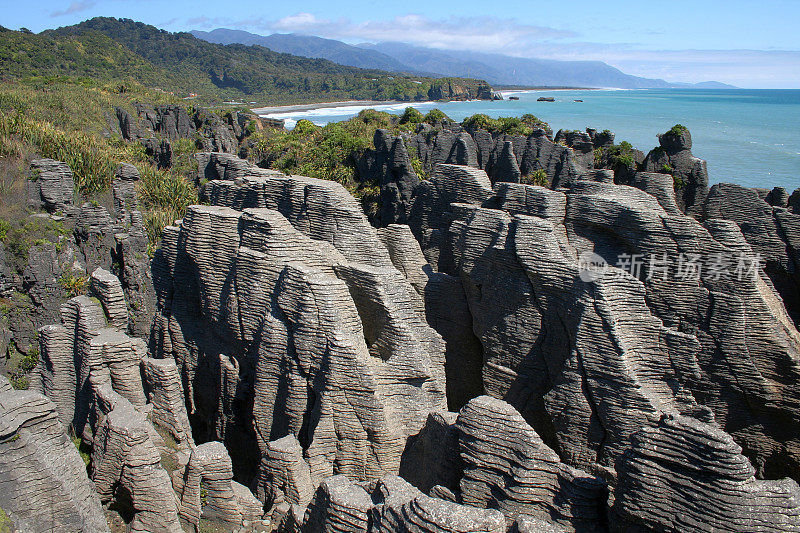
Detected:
[
  {"left": 251, "top": 88, "right": 606, "bottom": 116},
  {"left": 252, "top": 99, "right": 405, "bottom": 115}
]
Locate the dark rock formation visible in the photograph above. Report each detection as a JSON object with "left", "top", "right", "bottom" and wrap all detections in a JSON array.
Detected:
[
  {"left": 612, "top": 415, "right": 800, "bottom": 532},
  {"left": 362, "top": 126, "right": 586, "bottom": 226},
  {"left": 145, "top": 137, "right": 173, "bottom": 169},
  {"left": 643, "top": 126, "right": 709, "bottom": 213},
  {"left": 112, "top": 163, "right": 140, "bottom": 215},
  {"left": 701, "top": 182, "right": 800, "bottom": 326},
  {"left": 491, "top": 140, "right": 521, "bottom": 183},
  {"left": 0, "top": 387, "right": 109, "bottom": 532},
  {"left": 27, "top": 158, "right": 74, "bottom": 212},
  {"left": 359, "top": 129, "right": 421, "bottom": 224}
]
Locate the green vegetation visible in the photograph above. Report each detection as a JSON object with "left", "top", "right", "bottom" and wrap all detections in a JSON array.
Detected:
[
  {"left": 9, "top": 343, "right": 38, "bottom": 389},
  {"left": 462, "top": 113, "right": 549, "bottom": 136},
  {"left": 521, "top": 169, "right": 549, "bottom": 186},
  {"left": 0, "top": 217, "right": 70, "bottom": 274},
  {"left": 0, "top": 18, "right": 492, "bottom": 106},
  {"left": 0, "top": 506, "right": 12, "bottom": 533},
  {"left": 137, "top": 165, "right": 198, "bottom": 249},
  {"left": 72, "top": 435, "right": 92, "bottom": 467},
  {"left": 607, "top": 141, "right": 636, "bottom": 170},
  {"left": 0, "top": 77, "right": 198, "bottom": 251},
  {"left": 58, "top": 271, "right": 89, "bottom": 297},
  {"left": 399, "top": 107, "right": 424, "bottom": 125},
  {"left": 667, "top": 124, "right": 688, "bottom": 136},
  {"left": 423, "top": 109, "right": 451, "bottom": 125}
]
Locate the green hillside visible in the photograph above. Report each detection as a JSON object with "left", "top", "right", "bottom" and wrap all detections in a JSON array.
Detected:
[
  {"left": 0, "top": 28, "right": 180, "bottom": 88},
  {"left": 18, "top": 17, "right": 491, "bottom": 105}
]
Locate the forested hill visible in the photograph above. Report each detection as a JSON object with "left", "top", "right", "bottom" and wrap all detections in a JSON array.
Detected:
[{"left": 0, "top": 18, "right": 492, "bottom": 105}]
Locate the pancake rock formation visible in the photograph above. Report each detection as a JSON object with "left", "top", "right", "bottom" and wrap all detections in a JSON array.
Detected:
[{"left": 5, "top": 144, "right": 800, "bottom": 533}]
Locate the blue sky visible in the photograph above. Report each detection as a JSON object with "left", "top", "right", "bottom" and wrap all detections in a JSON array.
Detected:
[{"left": 4, "top": 0, "right": 800, "bottom": 87}]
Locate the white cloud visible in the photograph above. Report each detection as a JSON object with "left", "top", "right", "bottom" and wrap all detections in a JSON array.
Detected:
[
  {"left": 50, "top": 0, "right": 97, "bottom": 17},
  {"left": 263, "top": 13, "right": 576, "bottom": 51},
  {"left": 186, "top": 12, "right": 800, "bottom": 88}
]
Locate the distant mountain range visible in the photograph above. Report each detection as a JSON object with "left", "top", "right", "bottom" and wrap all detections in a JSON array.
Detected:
[{"left": 191, "top": 28, "right": 737, "bottom": 90}]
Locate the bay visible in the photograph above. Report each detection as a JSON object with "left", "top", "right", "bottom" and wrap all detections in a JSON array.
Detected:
[{"left": 260, "top": 89, "right": 800, "bottom": 190}]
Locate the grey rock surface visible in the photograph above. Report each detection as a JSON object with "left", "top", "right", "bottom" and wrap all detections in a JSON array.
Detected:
[
  {"left": 611, "top": 414, "right": 800, "bottom": 532},
  {"left": 0, "top": 389, "right": 109, "bottom": 532},
  {"left": 701, "top": 182, "right": 800, "bottom": 325},
  {"left": 153, "top": 165, "right": 447, "bottom": 487},
  {"left": 457, "top": 396, "right": 607, "bottom": 531},
  {"left": 172, "top": 441, "right": 262, "bottom": 528},
  {"left": 302, "top": 474, "right": 508, "bottom": 533},
  {"left": 27, "top": 158, "right": 74, "bottom": 212},
  {"left": 643, "top": 127, "right": 709, "bottom": 213},
  {"left": 91, "top": 394, "right": 182, "bottom": 533}
]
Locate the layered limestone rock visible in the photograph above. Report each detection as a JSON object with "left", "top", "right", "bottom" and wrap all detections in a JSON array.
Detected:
[
  {"left": 113, "top": 162, "right": 140, "bottom": 215},
  {"left": 302, "top": 475, "right": 507, "bottom": 533},
  {"left": 141, "top": 357, "right": 194, "bottom": 445},
  {"left": 27, "top": 158, "right": 74, "bottom": 212},
  {"left": 457, "top": 396, "right": 607, "bottom": 531},
  {"left": 403, "top": 166, "right": 800, "bottom": 485},
  {"left": 152, "top": 164, "right": 448, "bottom": 488},
  {"left": 398, "top": 411, "right": 462, "bottom": 494},
  {"left": 701, "top": 182, "right": 800, "bottom": 325},
  {"left": 358, "top": 129, "right": 421, "bottom": 225},
  {"left": 90, "top": 267, "right": 129, "bottom": 329},
  {"left": 611, "top": 415, "right": 800, "bottom": 532},
  {"left": 0, "top": 388, "right": 109, "bottom": 533},
  {"left": 91, "top": 392, "right": 183, "bottom": 533},
  {"left": 172, "top": 441, "right": 262, "bottom": 529},
  {"left": 490, "top": 141, "right": 522, "bottom": 183},
  {"left": 258, "top": 435, "right": 315, "bottom": 519}
]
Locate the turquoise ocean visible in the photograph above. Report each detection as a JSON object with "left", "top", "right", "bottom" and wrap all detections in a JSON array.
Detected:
[{"left": 261, "top": 89, "right": 800, "bottom": 190}]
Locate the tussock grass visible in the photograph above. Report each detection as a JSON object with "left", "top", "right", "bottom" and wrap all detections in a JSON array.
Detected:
[{"left": 0, "top": 77, "right": 199, "bottom": 249}]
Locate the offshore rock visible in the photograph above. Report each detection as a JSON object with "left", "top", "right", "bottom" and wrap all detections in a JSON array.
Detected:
[
  {"left": 643, "top": 126, "right": 709, "bottom": 213},
  {"left": 611, "top": 415, "right": 800, "bottom": 532},
  {"left": 0, "top": 388, "right": 109, "bottom": 533}
]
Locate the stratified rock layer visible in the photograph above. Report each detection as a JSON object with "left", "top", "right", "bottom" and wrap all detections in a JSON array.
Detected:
[
  {"left": 611, "top": 415, "right": 800, "bottom": 532},
  {"left": 0, "top": 388, "right": 109, "bottom": 533},
  {"left": 153, "top": 160, "right": 447, "bottom": 488},
  {"left": 457, "top": 396, "right": 607, "bottom": 531}
]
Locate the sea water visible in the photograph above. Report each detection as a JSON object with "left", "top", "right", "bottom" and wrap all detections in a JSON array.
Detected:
[{"left": 261, "top": 89, "right": 800, "bottom": 190}]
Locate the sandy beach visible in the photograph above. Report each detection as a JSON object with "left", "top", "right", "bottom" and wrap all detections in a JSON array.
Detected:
[{"left": 251, "top": 100, "right": 404, "bottom": 115}]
